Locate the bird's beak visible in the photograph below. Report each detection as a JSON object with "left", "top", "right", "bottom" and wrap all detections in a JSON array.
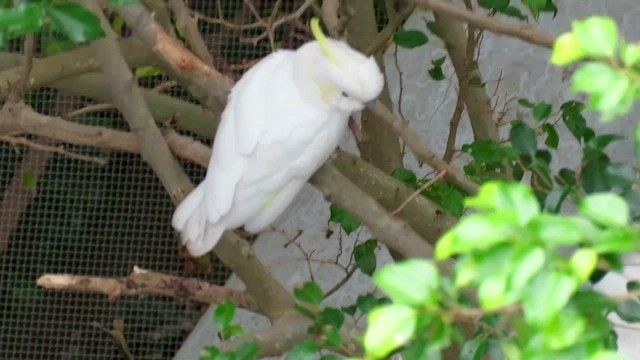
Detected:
[{"left": 364, "top": 99, "right": 377, "bottom": 109}]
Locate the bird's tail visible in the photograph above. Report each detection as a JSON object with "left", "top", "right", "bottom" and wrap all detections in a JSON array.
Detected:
[{"left": 172, "top": 183, "right": 226, "bottom": 257}]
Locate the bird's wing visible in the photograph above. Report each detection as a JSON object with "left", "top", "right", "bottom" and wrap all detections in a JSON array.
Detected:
[
  {"left": 233, "top": 50, "right": 295, "bottom": 156},
  {"left": 202, "top": 50, "right": 297, "bottom": 224}
]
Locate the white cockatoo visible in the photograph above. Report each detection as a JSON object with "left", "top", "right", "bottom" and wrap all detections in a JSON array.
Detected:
[{"left": 172, "top": 18, "right": 385, "bottom": 257}]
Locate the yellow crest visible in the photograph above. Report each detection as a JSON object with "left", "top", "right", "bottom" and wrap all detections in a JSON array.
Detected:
[{"left": 310, "top": 17, "right": 337, "bottom": 65}]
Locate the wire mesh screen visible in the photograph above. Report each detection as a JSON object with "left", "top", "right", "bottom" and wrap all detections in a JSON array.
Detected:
[{"left": 0, "top": 1, "right": 388, "bottom": 359}]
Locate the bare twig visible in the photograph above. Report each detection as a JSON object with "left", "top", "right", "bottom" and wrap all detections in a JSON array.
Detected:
[
  {"left": 415, "top": 0, "right": 555, "bottom": 49},
  {"left": 62, "top": 103, "right": 116, "bottom": 119},
  {"left": 365, "top": 2, "right": 415, "bottom": 55},
  {"left": 443, "top": 4, "right": 476, "bottom": 162},
  {"left": 0, "top": 135, "right": 107, "bottom": 165},
  {"left": 391, "top": 170, "right": 446, "bottom": 216},
  {"left": 36, "top": 266, "right": 258, "bottom": 311},
  {"left": 91, "top": 320, "right": 135, "bottom": 360}
]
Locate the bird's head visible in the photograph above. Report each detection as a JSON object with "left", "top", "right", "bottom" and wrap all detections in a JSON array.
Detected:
[{"left": 299, "top": 18, "right": 384, "bottom": 113}]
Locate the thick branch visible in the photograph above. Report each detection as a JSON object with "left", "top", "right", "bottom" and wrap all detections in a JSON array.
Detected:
[
  {"left": 344, "top": 0, "right": 403, "bottom": 173},
  {"left": 311, "top": 162, "right": 435, "bottom": 259},
  {"left": 0, "top": 38, "right": 150, "bottom": 101},
  {"left": 415, "top": 0, "right": 554, "bottom": 48},
  {"left": 86, "top": 0, "right": 194, "bottom": 204},
  {"left": 167, "top": 0, "right": 215, "bottom": 66},
  {"left": 114, "top": 4, "right": 234, "bottom": 112},
  {"left": 370, "top": 101, "right": 479, "bottom": 194},
  {"left": 36, "top": 267, "right": 258, "bottom": 312},
  {"left": 433, "top": 12, "right": 497, "bottom": 141},
  {"left": 330, "top": 149, "right": 456, "bottom": 246}
]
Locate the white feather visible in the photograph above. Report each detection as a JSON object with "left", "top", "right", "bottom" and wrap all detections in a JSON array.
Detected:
[{"left": 172, "top": 38, "right": 384, "bottom": 257}]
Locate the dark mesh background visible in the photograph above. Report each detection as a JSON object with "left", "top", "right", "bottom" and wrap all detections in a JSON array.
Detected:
[{"left": 0, "top": 1, "right": 387, "bottom": 359}]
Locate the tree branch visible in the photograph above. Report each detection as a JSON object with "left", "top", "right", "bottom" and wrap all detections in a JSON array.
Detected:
[
  {"left": 311, "top": 162, "right": 436, "bottom": 260},
  {"left": 167, "top": 0, "right": 215, "bottom": 66},
  {"left": 36, "top": 266, "right": 259, "bottom": 312},
  {"left": 0, "top": 37, "right": 151, "bottom": 102},
  {"left": 370, "top": 101, "right": 479, "bottom": 194},
  {"left": 114, "top": 3, "right": 234, "bottom": 113},
  {"left": 86, "top": 0, "right": 194, "bottom": 204},
  {"left": 414, "top": 0, "right": 554, "bottom": 49}
]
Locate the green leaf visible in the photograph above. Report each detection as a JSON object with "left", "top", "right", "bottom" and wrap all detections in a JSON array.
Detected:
[
  {"left": 44, "top": 4, "right": 105, "bottom": 43},
  {"left": 0, "top": 3, "right": 46, "bottom": 34},
  {"left": 432, "top": 56, "right": 446, "bottom": 67},
  {"left": 21, "top": 170, "right": 37, "bottom": 189},
  {"left": 373, "top": 259, "right": 439, "bottom": 307},
  {"left": 391, "top": 167, "right": 417, "bottom": 185},
  {"left": 615, "top": 299, "right": 640, "bottom": 323},
  {"left": 527, "top": 215, "right": 584, "bottom": 245},
  {"left": 108, "top": 0, "right": 138, "bottom": 6},
  {"left": 591, "top": 351, "right": 632, "bottom": 360},
  {"left": 428, "top": 65, "right": 445, "bottom": 81},
  {"left": 364, "top": 304, "right": 417, "bottom": 359},
  {"left": 592, "top": 228, "right": 636, "bottom": 253},
  {"left": 508, "top": 245, "right": 546, "bottom": 291},
  {"left": 541, "top": 123, "right": 559, "bottom": 149},
  {"left": 214, "top": 300, "right": 236, "bottom": 329},
  {"left": 460, "top": 337, "right": 488, "bottom": 360},
  {"left": 393, "top": 30, "right": 429, "bottom": 48},
  {"left": 518, "top": 98, "right": 535, "bottom": 108},
  {"left": 539, "top": 310, "right": 586, "bottom": 350},
  {"left": 234, "top": 342, "right": 259, "bottom": 360},
  {"left": 354, "top": 239, "right": 377, "bottom": 276},
  {"left": 524, "top": 271, "right": 578, "bottom": 327},
  {"left": 605, "top": 163, "right": 636, "bottom": 190},
  {"left": 329, "top": 204, "right": 361, "bottom": 235},
  {"left": 622, "top": 43, "right": 640, "bottom": 67},
  {"left": 319, "top": 355, "right": 343, "bottom": 360},
  {"left": 581, "top": 154, "right": 610, "bottom": 193},
  {"left": 561, "top": 101, "right": 590, "bottom": 142},
  {"left": 569, "top": 248, "right": 598, "bottom": 282},
  {"left": 478, "top": 273, "right": 508, "bottom": 310},
  {"left": 551, "top": 32, "right": 587, "bottom": 66},
  {"left": 580, "top": 193, "right": 629, "bottom": 227},
  {"left": 532, "top": 102, "right": 552, "bottom": 121},
  {"left": 571, "top": 16, "right": 619, "bottom": 58},
  {"left": 341, "top": 304, "right": 357, "bottom": 316},
  {"left": 497, "top": 6, "right": 527, "bottom": 21},
  {"left": 435, "top": 213, "right": 516, "bottom": 259},
  {"left": 464, "top": 181, "right": 540, "bottom": 225},
  {"left": 44, "top": 39, "right": 76, "bottom": 56},
  {"left": 422, "top": 181, "right": 465, "bottom": 218},
  {"left": 220, "top": 324, "right": 245, "bottom": 339},
  {"left": 318, "top": 307, "right": 344, "bottom": 329},
  {"left": 627, "top": 280, "right": 640, "bottom": 293},
  {"left": 425, "top": 21, "right": 442, "bottom": 38},
  {"left": 510, "top": 120, "right": 538, "bottom": 155},
  {"left": 286, "top": 340, "right": 318, "bottom": 360},
  {"left": 356, "top": 293, "right": 387, "bottom": 314},
  {"left": 571, "top": 63, "right": 618, "bottom": 94},
  {"left": 478, "top": 0, "right": 510, "bottom": 10},
  {"left": 200, "top": 346, "right": 220, "bottom": 360},
  {"left": 294, "top": 281, "right": 323, "bottom": 305},
  {"left": 135, "top": 66, "right": 164, "bottom": 78}
]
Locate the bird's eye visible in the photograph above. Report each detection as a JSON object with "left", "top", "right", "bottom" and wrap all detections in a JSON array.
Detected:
[{"left": 341, "top": 91, "right": 349, "bottom": 98}]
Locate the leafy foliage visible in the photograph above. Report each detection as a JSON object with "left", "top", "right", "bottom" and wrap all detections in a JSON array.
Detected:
[{"left": 0, "top": 0, "right": 112, "bottom": 48}]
